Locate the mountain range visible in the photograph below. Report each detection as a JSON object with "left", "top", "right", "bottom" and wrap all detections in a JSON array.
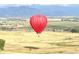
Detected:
[{"left": 0, "top": 4, "right": 79, "bottom": 17}]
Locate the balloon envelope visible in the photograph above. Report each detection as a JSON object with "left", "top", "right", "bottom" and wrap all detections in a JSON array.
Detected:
[{"left": 30, "top": 15, "right": 47, "bottom": 34}]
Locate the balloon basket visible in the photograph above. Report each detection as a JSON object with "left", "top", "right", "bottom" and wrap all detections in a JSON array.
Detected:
[
  {"left": 36, "top": 34, "right": 42, "bottom": 41},
  {"left": 37, "top": 34, "right": 40, "bottom": 37}
]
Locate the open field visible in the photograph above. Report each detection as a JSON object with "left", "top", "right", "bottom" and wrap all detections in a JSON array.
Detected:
[
  {"left": 0, "top": 31, "right": 79, "bottom": 53},
  {"left": 0, "top": 20, "right": 79, "bottom": 53}
]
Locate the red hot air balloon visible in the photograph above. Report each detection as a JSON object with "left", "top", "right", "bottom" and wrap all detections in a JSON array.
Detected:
[{"left": 30, "top": 15, "right": 47, "bottom": 34}]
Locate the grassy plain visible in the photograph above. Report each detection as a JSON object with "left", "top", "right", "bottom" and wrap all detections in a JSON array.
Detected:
[
  {"left": 0, "top": 20, "right": 79, "bottom": 53},
  {"left": 0, "top": 31, "right": 79, "bottom": 53}
]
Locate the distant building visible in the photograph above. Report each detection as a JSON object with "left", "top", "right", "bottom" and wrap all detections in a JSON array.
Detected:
[{"left": 49, "top": 18, "right": 61, "bottom": 21}]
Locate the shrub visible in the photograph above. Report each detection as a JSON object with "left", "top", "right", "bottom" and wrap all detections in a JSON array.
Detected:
[
  {"left": 0, "top": 39, "right": 5, "bottom": 50},
  {"left": 70, "top": 28, "right": 79, "bottom": 33}
]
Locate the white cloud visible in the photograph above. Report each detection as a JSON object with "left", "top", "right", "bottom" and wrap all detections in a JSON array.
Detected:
[{"left": 0, "top": 0, "right": 79, "bottom": 4}]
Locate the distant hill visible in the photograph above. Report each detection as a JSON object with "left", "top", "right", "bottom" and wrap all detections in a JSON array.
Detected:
[{"left": 0, "top": 4, "right": 79, "bottom": 17}]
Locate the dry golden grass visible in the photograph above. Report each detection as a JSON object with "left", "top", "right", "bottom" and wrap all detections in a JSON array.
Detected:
[{"left": 0, "top": 31, "right": 79, "bottom": 54}]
